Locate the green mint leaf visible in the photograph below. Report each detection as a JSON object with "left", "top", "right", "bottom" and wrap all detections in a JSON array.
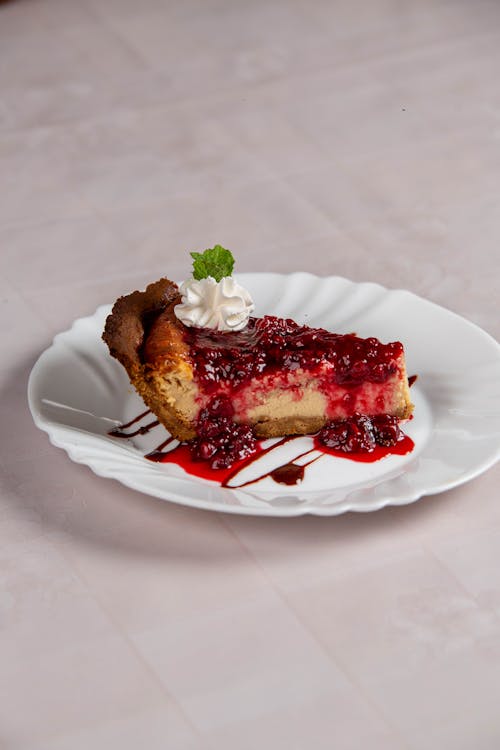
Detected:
[{"left": 190, "top": 245, "right": 235, "bottom": 282}]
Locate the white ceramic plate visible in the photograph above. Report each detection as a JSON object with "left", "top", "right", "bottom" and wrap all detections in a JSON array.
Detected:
[{"left": 28, "top": 273, "right": 500, "bottom": 516}]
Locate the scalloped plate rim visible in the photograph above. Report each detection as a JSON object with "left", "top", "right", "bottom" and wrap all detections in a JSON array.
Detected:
[{"left": 27, "top": 273, "right": 500, "bottom": 517}]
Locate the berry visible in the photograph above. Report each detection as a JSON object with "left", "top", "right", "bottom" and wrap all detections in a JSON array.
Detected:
[
  {"left": 318, "top": 413, "right": 403, "bottom": 453},
  {"left": 372, "top": 414, "right": 403, "bottom": 446},
  {"left": 183, "top": 315, "right": 402, "bottom": 390},
  {"left": 190, "top": 396, "right": 257, "bottom": 469}
]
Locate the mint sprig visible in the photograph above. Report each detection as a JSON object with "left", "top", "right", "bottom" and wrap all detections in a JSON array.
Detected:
[{"left": 190, "top": 245, "right": 235, "bottom": 283}]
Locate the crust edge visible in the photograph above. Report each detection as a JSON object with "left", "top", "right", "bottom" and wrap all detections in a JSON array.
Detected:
[{"left": 102, "top": 277, "right": 198, "bottom": 441}]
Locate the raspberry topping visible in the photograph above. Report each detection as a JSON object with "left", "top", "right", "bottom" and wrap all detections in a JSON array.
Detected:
[
  {"left": 182, "top": 316, "right": 403, "bottom": 394},
  {"left": 189, "top": 395, "right": 258, "bottom": 469},
  {"left": 317, "top": 413, "right": 403, "bottom": 453}
]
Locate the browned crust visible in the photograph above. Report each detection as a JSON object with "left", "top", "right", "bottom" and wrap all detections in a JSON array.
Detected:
[
  {"left": 396, "top": 401, "right": 414, "bottom": 420},
  {"left": 395, "top": 360, "right": 414, "bottom": 420},
  {"left": 102, "top": 278, "right": 198, "bottom": 441},
  {"left": 254, "top": 416, "right": 326, "bottom": 439},
  {"left": 133, "top": 375, "right": 197, "bottom": 441},
  {"left": 102, "top": 277, "right": 179, "bottom": 376}
]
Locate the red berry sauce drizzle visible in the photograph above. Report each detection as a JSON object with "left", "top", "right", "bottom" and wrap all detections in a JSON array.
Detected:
[{"left": 109, "top": 381, "right": 416, "bottom": 488}]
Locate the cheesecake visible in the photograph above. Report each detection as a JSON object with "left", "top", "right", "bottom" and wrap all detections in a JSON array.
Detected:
[{"left": 103, "top": 276, "right": 413, "bottom": 462}]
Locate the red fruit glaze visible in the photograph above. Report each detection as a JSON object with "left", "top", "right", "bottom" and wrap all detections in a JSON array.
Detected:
[
  {"left": 147, "top": 443, "right": 250, "bottom": 484},
  {"left": 314, "top": 434, "right": 414, "bottom": 462},
  {"left": 182, "top": 316, "right": 403, "bottom": 395},
  {"left": 314, "top": 413, "right": 414, "bottom": 463},
  {"left": 184, "top": 394, "right": 255, "bottom": 469}
]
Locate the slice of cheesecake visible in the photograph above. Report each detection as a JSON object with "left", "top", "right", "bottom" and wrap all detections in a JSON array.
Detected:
[{"left": 103, "top": 278, "right": 413, "bottom": 446}]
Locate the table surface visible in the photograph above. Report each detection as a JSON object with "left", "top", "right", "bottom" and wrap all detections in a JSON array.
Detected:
[{"left": 2, "top": 1, "right": 500, "bottom": 748}]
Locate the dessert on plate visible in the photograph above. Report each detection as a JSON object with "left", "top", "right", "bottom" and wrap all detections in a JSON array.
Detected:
[{"left": 103, "top": 246, "right": 413, "bottom": 470}]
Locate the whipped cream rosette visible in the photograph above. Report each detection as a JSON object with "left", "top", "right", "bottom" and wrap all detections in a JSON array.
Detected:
[{"left": 175, "top": 276, "right": 254, "bottom": 331}]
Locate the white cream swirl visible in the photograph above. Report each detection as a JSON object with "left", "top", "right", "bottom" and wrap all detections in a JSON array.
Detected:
[{"left": 174, "top": 276, "right": 254, "bottom": 331}]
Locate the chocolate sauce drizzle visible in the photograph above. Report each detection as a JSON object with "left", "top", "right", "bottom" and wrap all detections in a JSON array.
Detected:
[
  {"left": 109, "top": 415, "right": 315, "bottom": 486},
  {"left": 112, "top": 409, "right": 151, "bottom": 430},
  {"left": 271, "top": 463, "right": 305, "bottom": 485},
  {"left": 109, "top": 409, "right": 159, "bottom": 439},
  {"left": 220, "top": 438, "right": 320, "bottom": 488},
  {"left": 270, "top": 452, "right": 322, "bottom": 486},
  {"left": 145, "top": 436, "right": 177, "bottom": 460},
  {"left": 109, "top": 409, "right": 413, "bottom": 488}
]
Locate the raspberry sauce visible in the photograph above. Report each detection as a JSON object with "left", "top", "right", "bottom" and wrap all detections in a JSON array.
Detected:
[
  {"left": 181, "top": 315, "right": 403, "bottom": 394},
  {"left": 136, "top": 400, "right": 415, "bottom": 488},
  {"left": 145, "top": 424, "right": 414, "bottom": 487}
]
